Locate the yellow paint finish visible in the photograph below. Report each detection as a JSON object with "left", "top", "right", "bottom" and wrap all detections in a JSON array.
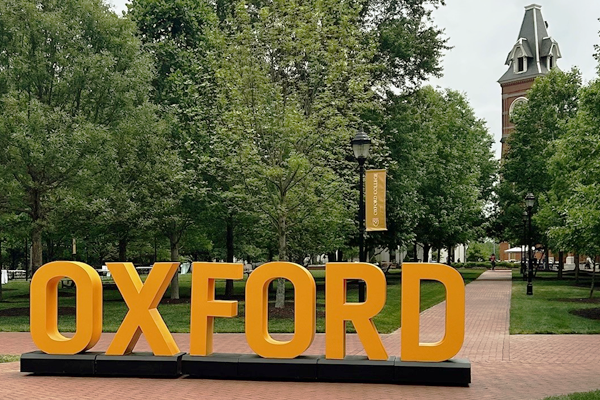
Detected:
[
  {"left": 400, "top": 262, "right": 465, "bottom": 362},
  {"left": 245, "top": 262, "right": 316, "bottom": 359},
  {"left": 325, "top": 262, "right": 388, "bottom": 360},
  {"left": 30, "top": 261, "right": 102, "bottom": 355},
  {"left": 105, "top": 262, "right": 180, "bottom": 356},
  {"left": 189, "top": 262, "right": 243, "bottom": 356}
]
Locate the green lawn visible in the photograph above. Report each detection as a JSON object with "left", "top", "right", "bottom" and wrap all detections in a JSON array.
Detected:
[
  {"left": 0, "top": 267, "right": 483, "bottom": 334},
  {"left": 0, "top": 355, "right": 19, "bottom": 363},
  {"left": 511, "top": 271, "right": 600, "bottom": 334},
  {"left": 545, "top": 391, "right": 600, "bottom": 400}
]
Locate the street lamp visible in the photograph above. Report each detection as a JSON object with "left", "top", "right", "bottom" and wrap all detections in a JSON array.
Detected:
[
  {"left": 522, "top": 210, "right": 528, "bottom": 280},
  {"left": 525, "top": 193, "right": 535, "bottom": 295},
  {"left": 352, "top": 130, "right": 371, "bottom": 303}
]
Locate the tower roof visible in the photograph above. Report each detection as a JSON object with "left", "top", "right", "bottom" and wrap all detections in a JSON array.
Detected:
[{"left": 498, "top": 4, "right": 561, "bottom": 84}]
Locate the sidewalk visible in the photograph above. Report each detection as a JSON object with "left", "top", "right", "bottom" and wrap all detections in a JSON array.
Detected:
[{"left": 1, "top": 270, "right": 600, "bottom": 399}]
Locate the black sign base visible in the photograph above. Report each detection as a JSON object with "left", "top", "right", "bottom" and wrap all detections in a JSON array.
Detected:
[
  {"left": 95, "top": 352, "right": 185, "bottom": 377},
  {"left": 21, "top": 351, "right": 185, "bottom": 378},
  {"left": 21, "top": 351, "right": 99, "bottom": 376},
  {"left": 182, "top": 354, "right": 470, "bottom": 386},
  {"left": 21, "top": 352, "right": 471, "bottom": 386}
]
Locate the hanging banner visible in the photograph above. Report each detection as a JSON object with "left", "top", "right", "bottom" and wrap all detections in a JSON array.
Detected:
[{"left": 366, "top": 169, "right": 387, "bottom": 231}]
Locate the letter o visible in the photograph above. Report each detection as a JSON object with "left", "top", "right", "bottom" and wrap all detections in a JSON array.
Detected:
[
  {"left": 245, "top": 262, "right": 316, "bottom": 358},
  {"left": 30, "top": 261, "right": 103, "bottom": 354}
]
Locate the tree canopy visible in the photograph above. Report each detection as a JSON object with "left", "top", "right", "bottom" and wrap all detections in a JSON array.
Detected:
[{"left": 0, "top": 0, "right": 498, "bottom": 293}]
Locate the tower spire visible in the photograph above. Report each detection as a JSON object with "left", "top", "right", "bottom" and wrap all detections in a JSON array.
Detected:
[{"left": 498, "top": 4, "right": 561, "bottom": 156}]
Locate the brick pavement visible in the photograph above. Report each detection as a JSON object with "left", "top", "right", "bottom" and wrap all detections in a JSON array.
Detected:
[{"left": 1, "top": 269, "right": 600, "bottom": 399}]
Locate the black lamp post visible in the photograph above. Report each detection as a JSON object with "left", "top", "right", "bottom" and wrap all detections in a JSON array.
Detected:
[
  {"left": 352, "top": 130, "right": 371, "bottom": 303},
  {"left": 522, "top": 210, "right": 528, "bottom": 280},
  {"left": 525, "top": 193, "right": 535, "bottom": 295},
  {"left": 521, "top": 211, "right": 528, "bottom": 280}
]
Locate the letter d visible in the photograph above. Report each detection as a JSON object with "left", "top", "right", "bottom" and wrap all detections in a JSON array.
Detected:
[{"left": 400, "top": 262, "right": 465, "bottom": 362}]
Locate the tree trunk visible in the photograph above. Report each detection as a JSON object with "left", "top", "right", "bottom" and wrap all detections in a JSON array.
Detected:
[
  {"left": 225, "top": 215, "right": 234, "bottom": 298},
  {"left": 423, "top": 244, "right": 431, "bottom": 263},
  {"left": 412, "top": 243, "right": 418, "bottom": 262},
  {"left": 437, "top": 249, "right": 441, "bottom": 263},
  {"left": 118, "top": 238, "right": 127, "bottom": 262},
  {"left": 30, "top": 187, "right": 44, "bottom": 276},
  {"left": 447, "top": 247, "right": 453, "bottom": 266},
  {"left": 590, "top": 258, "right": 596, "bottom": 299},
  {"left": 574, "top": 253, "right": 580, "bottom": 285},
  {"left": 31, "top": 224, "right": 43, "bottom": 275},
  {"left": 558, "top": 251, "right": 564, "bottom": 280},
  {"left": 275, "top": 214, "right": 287, "bottom": 309},
  {"left": 170, "top": 234, "right": 180, "bottom": 300},
  {"left": 327, "top": 252, "right": 337, "bottom": 263}
]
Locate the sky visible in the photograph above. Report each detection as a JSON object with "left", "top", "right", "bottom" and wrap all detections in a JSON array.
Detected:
[{"left": 108, "top": 1, "right": 600, "bottom": 158}]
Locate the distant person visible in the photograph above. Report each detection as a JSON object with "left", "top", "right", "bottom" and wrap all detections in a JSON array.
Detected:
[{"left": 490, "top": 254, "right": 497, "bottom": 271}]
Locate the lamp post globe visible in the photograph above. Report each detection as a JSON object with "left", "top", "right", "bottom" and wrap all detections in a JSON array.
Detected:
[
  {"left": 352, "top": 130, "right": 371, "bottom": 162},
  {"left": 351, "top": 130, "right": 371, "bottom": 303},
  {"left": 525, "top": 192, "right": 535, "bottom": 209}
]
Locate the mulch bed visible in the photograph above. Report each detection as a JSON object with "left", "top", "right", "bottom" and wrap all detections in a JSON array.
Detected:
[
  {"left": 570, "top": 307, "right": 600, "bottom": 320},
  {"left": 0, "top": 306, "right": 76, "bottom": 317}
]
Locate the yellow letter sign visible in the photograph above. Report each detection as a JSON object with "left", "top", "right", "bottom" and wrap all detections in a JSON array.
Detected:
[
  {"left": 30, "top": 261, "right": 103, "bottom": 355},
  {"left": 190, "top": 262, "right": 243, "bottom": 356},
  {"left": 401, "top": 262, "right": 465, "bottom": 362},
  {"left": 245, "top": 262, "right": 316, "bottom": 358},
  {"left": 325, "top": 262, "right": 388, "bottom": 360},
  {"left": 105, "top": 262, "right": 180, "bottom": 356}
]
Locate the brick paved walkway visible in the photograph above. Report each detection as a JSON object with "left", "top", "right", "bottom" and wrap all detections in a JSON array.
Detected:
[{"left": 1, "top": 269, "right": 600, "bottom": 399}]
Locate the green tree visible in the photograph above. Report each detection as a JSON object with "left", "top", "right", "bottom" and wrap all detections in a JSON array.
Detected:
[
  {"left": 496, "top": 69, "right": 581, "bottom": 261},
  {"left": 127, "top": 0, "right": 222, "bottom": 298},
  {"left": 367, "top": 0, "right": 449, "bottom": 89},
  {"left": 545, "top": 75, "right": 600, "bottom": 294},
  {"left": 0, "top": 0, "right": 157, "bottom": 274},
  {"left": 384, "top": 86, "right": 495, "bottom": 261},
  {"left": 218, "top": 0, "right": 375, "bottom": 308}
]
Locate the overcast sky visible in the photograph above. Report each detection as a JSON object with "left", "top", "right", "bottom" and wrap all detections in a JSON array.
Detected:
[{"left": 108, "top": 1, "right": 600, "bottom": 158}]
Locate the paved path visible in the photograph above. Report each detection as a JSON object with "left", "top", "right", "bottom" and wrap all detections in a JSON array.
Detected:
[{"left": 2, "top": 270, "right": 600, "bottom": 399}]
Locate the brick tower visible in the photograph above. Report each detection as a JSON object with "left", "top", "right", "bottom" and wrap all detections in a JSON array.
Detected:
[
  {"left": 497, "top": 4, "right": 561, "bottom": 261},
  {"left": 499, "top": 4, "right": 561, "bottom": 155}
]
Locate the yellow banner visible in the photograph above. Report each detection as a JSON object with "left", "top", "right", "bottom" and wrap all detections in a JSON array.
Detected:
[{"left": 366, "top": 169, "right": 387, "bottom": 231}]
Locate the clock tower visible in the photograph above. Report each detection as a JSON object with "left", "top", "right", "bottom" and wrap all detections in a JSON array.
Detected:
[
  {"left": 499, "top": 4, "right": 561, "bottom": 155},
  {"left": 498, "top": 4, "right": 561, "bottom": 261}
]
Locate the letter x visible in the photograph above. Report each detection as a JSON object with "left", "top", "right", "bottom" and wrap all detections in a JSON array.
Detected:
[{"left": 105, "top": 262, "right": 180, "bottom": 356}]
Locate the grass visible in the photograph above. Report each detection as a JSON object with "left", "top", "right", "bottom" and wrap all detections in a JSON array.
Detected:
[
  {"left": 0, "top": 267, "right": 484, "bottom": 334},
  {"left": 0, "top": 355, "right": 20, "bottom": 363},
  {"left": 511, "top": 271, "right": 600, "bottom": 334},
  {"left": 545, "top": 391, "right": 600, "bottom": 400}
]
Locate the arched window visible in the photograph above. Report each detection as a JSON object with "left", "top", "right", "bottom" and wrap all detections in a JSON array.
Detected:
[{"left": 509, "top": 97, "right": 528, "bottom": 122}]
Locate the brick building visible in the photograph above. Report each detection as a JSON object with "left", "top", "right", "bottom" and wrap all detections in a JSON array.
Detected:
[{"left": 497, "top": 4, "right": 561, "bottom": 261}]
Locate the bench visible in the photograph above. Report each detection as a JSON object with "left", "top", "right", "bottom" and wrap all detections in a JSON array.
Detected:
[{"left": 7, "top": 270, "right": 26, "bottom": 281}]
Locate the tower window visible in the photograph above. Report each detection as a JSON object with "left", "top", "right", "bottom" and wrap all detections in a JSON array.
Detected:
[
  {"left": 548, "top": 56, "right": 554, "bottom": 70},
  {"left": 517, "top": 57, "right": 525, "bottom": 72}
]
